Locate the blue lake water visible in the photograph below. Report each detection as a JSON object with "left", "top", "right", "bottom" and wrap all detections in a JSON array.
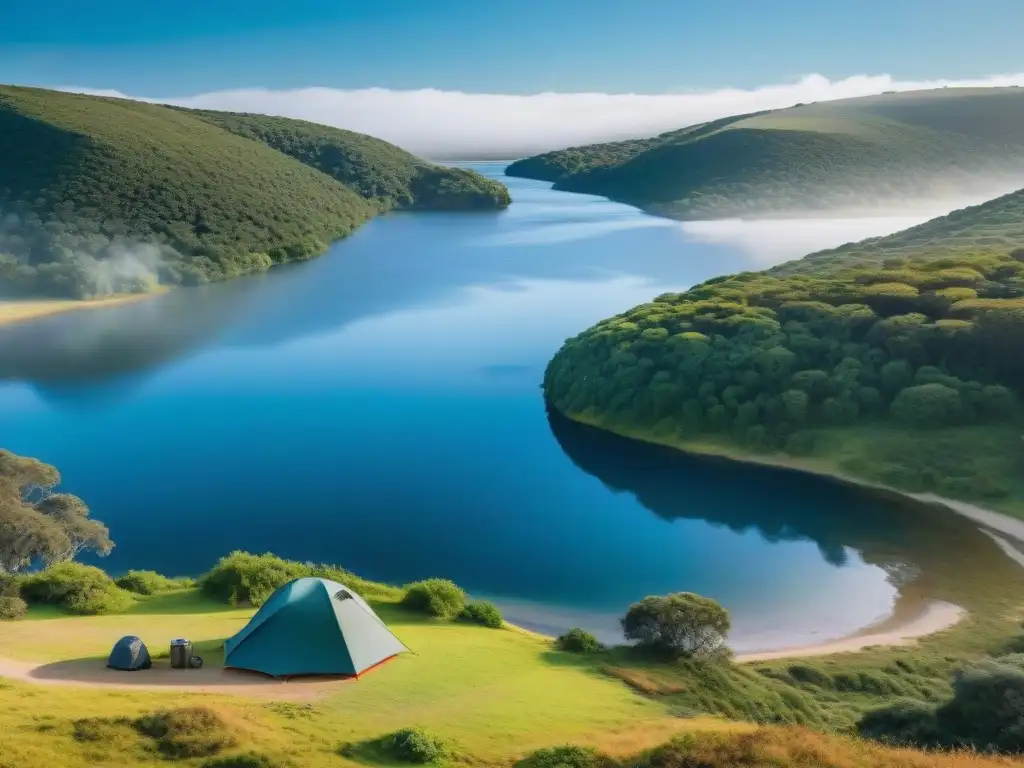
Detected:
[{"left": 0, "top": 164, "right": 997, "bottom": 650}]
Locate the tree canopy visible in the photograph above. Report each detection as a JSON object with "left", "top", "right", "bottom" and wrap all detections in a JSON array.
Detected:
[
  {"left": 184, "top": 110, "right": 512, "bottom": 211},
  {"left": 543, "top": 247, "right": 1024, "bottom": 506},
  {"left": 0, "top": 449, "right": 111, "bottom": 573},
  {"left": 621, "top": 592, "right": 731, "bottom": 659},
  {"left": 0, "top": 86, "right": 510, "bottom": 300}
]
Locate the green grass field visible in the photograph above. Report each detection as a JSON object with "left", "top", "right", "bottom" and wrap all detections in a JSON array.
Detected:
[
  {"left": 0, "top": 589, "right": 725, "bottom": 768},
  {"left": 4, "top": 584, "right": 1024, "bottom": 768}
]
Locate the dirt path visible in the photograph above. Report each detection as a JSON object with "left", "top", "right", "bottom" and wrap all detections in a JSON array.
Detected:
[
  {"left": 0, "top": 655, "right": 343, "bottom": 700},
  {"left": 0, "top": 599, "right": 966, "bottom": 696}
]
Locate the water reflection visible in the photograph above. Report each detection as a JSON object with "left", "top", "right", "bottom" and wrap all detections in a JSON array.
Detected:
[{"left": 546, "top": 406, "right": 1021, "bottom": 623}]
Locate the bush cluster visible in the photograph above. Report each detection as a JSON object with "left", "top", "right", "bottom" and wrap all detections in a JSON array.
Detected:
[
  {"left": 18, "top": 562, "right": 134, "bottom": 615},
  {"left": 134, "top": 707, "right": 237, "bottom": 759},
  {"left": 384, "top": 727, "right": 448, "bottom": 764},
  {"left": 198, "top": 551, "right": 401, "bottom": 607},
  {"left": 401, "top": 579, "right": 467, "bottom": 620},
  {"left": 516, "top": 745, "right": 616, "bottom": 768},
  {"left": 556, "top": 628, "right": 602, "bottom": 653},
  {"left": 857, "top": 657, "right": 1024, "bottom": 753},
  {"left": 201, "top": 755, "right": 284, "bottom": 768},
  {"left": 114, "top": 570, "right": 191, "bottom": 595},
  {"left": 0, "top": 595, "right": 27, "bottom": 620},
  {"left": 457, "top": 600, "right": 503, "bottom": 628}
]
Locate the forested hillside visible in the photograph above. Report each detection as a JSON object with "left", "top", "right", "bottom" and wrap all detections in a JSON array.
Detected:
[
  {"left": 0, "top": 86, "right": 509, "bottom": 300},
  {"left": 543, "top": 245, "right": 1024, "bottom": 511},
  {"left": 508, "top": 88, "right": 1024, "bottom": 219},
  {"left": 186, "top": 110, "right": 512, "bottom": 210}
]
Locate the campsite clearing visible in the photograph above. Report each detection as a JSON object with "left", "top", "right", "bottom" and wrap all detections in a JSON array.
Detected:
[{"left": 0, "top": 588, "right": 719, "bottom": 767}]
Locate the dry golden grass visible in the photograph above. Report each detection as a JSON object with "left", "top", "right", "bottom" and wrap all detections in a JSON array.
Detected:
[{"left": 649, "top": 726, "right": 1022, "bottom": 768}]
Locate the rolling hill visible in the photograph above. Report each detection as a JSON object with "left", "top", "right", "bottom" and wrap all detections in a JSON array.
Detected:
[
  {"left": 774, "top": 185, "right": 1024, "bottom": 275},
  {"left": 507, "top": 87, "right": 1024, "bottom": 219},
  {"left": 0, "top": 86, "right": 510, "bottom": 300},
  {"left": 184, "top": 109, "right": 512, "bottom": 211}
]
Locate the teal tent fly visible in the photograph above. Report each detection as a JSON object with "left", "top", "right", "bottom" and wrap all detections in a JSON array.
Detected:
[{"left": 224, "top": 577, "right": 408, "bottom": 678}]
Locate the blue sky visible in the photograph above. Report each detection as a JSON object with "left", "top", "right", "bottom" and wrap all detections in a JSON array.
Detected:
[{"left": 2, "top": 0, "right": 1022, "bottom": 95}]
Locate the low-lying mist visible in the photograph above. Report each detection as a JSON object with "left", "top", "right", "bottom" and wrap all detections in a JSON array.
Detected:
[
  {"left": 69, "top": 243, "right": 166, "bottom": 296},
  {"left": 59, "top": 71, "right": 1024, "bottom": 159},
  {"left": 0, "top": 210, "right": 173, "bottom": 300},
  {"left": 680, "top": 190, "right": 1016, "bottom": 267}
]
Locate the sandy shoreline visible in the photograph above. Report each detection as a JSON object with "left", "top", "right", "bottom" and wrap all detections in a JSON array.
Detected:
[
  {"left": 0, "top": 290, "right": 167, "bottom": 327},
  {"left": 733, "top": 600, "right": 965, "bottom": 663}
]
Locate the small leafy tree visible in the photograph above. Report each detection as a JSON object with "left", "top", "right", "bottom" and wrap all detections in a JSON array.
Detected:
[
  {"left": 0, "top": 449, "right": 112, "bottom": 573},
  {"left": 621, "top": 592, "right": 731, "bottom": 659}
]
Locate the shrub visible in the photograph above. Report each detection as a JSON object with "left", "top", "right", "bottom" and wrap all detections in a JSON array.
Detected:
[
  {"left": 134, "top": 707, "right": 237, "bottom": 759},
  {"left": 199, "top": 551, "right": 310, "bottom": 607},
  {"left": 0, "top": 595, "right": 27, "bottom": 620},
  {"left": 889, "top": 383, "right": 962, "bottom": 428},
  {"left": 516, "top": 745, "right": 615, "bottom": 768},
  {"left": 65, "top": 586, "right": 135, "bottom": 615},
  {"left": 19, "top": 562, "right": 134, "bottom": 615},
  {"left": 556, "top": 628, "right": 601, "bottom": 653},
  {"left": 202, "top": 754, "right": 285, "bottom": 768},
  {"left": 401, "top": 579, "right": 466, "bottom": 620},
  {"left": 786, "top": 663, "right": 830, "bottom": 687},
  {"left": 621, "top": 593, "right": 731, "bottom": 659},
  {"left": 0, "top": 572, "right": 21, "bottom": 596},
  {"left": 935, "top": 660, "right": 1024, "bottom": 753},
  {"left": 857, "top": 699, "right": 940, "bottom": 746},
  {"left": 385, "top": 727, "right": 447, "bottom": 764},
  {"left": 114, "top": 569, "right": 187, "bottom": 595},
  {"left": 458, "top": 600, "right": 503, "bottom": 628}
]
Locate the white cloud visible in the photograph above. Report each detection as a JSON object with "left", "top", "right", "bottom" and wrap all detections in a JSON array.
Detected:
[{"left": 57, "top": 72, "right": 1024, "bottom": 159}]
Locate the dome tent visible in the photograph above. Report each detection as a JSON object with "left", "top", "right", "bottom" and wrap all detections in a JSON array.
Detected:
[
  {"left": 107, "top": 635, "right": 152, "bottom": 671},
  {"left": 224, "top": 577, "right": 409, "bottom": 678}
]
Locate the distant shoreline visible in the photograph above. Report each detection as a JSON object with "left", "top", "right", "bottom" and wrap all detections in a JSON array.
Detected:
[{"left": 0, "top": 289, "right": 170, "bottom": 328}]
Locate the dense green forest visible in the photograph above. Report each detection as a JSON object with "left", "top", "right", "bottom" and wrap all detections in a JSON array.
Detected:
[
  {"left": 184, "top": 110, "right": 511, "bottom": 211},
  {"left": 0, "top": 86, "right": 509, "bottom": 300},
  {"left": 508, "top": 88, "right": 1024, "bottom": 219},
  {"left": 543, "top": 243, "right": 1024, "bottom": 510}
]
